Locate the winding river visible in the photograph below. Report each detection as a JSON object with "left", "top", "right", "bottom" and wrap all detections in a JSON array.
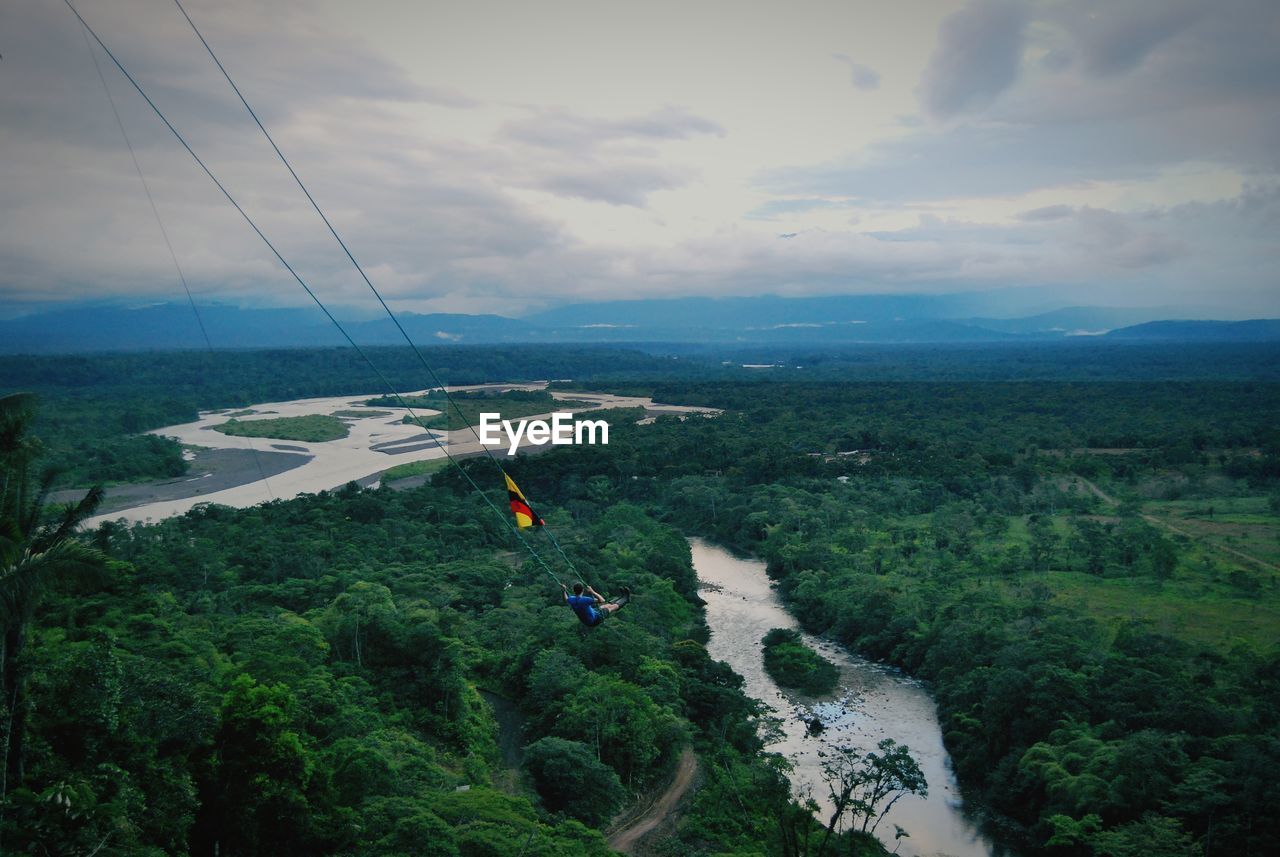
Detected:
[{"left": 692, "top": 537, "right": 1006, "bottom": 857}]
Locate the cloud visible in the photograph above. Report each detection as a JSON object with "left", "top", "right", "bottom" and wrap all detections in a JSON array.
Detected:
[
  {"left": 917, "top": 0, "right": 1029, "bottom": 119},
  {"left": 1018, "top": 204, "right": 1074, "bottom": 222},
  {"left": 3, "top": 0, "right": 1277, "bottom": 319},
  {"left": 746, "top": 198, "right": 842, "bottom": 219},
  {"left": 782, "top": 198, "right": 1204, "bottom": 298},
  {"left": 1231, "top": 181, "right": 1280, "bottom": 224},
  {"left": 832, "top": 54, "right": 881, "bottom": 91},
  {"left": 499, "top": 106, "right": 725, "bottom": 151},
  {"left": 1052, "top": 0, "right": 1205, "bottom": 76},
  {"left": 490, "top": 105, "right": 725, "bottom": 205},
  {"left": 0, "top": 0, "right": 730, "bottom": 312},
  {"left": 1070, "top": 207, "right": 1187, "bottom": 268},
  {"left": 524, "top": 162, "right": 694, "bottom": 207},
  {"left": 0, "top": 0, "right": 561, "bottom": 311},
  {"left": 757, "top": 120, "right": 1156, "bottom": 202},
  {"left": 170, "top": 2, "right": 472, "bottom": 110},
  {"left": 762, "top": 0, "right": 1280, "bottom": 204},
  {"left": 499, "top": 107, "right": 722, "bottom": 205}
]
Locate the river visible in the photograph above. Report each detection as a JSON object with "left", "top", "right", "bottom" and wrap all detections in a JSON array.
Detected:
[
  {"left": 691, "top": 537, "right": 1005, "bottom": 857},
  {"left": 81, "top": 386, "right": 718, "bottom": 528}
]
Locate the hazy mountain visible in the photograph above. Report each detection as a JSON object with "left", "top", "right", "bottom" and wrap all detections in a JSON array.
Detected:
[
  {"left": 0, "top": 304, "right": 334, "bottom": 352},
  {"left": 342, "top": 313, "right": 533, "bottom": 345},
  {"left": 526, "top": 292, "right": 1039, "bottom": 330},
  {"left": 526, "top": 295, "right": 1213, "bottom": 339},
  {"left": 1105, "top": 320, "right": 1280, "bottom": 341},
  {"left": 0, "top": 304, "right": 532, "bottom": 353},
  {"left": 1, "top": 297, "right": 1273, "bottom": 354},
  {"left": 964, "top": 306, "right": 1199, "bottom": 336}
]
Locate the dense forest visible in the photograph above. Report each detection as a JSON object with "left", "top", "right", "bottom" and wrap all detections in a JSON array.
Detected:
[
  {"left": 0, "top": 346, "right": 670, "bottom": 487},
  {"left": 516, "top": 377, "right": 1279, "bottom": 856},
  {"left": 3, "top": 342, "right": 1275, "bottom": 487},
  {"left": 2, "top": 393, "right": 807, "bottom": 855},
  {"left": 2, "top": 342, "right": 1278, "bottom": 856}
]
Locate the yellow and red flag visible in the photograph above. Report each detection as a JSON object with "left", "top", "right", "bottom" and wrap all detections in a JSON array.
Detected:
[{"left": 505, "top": 473, "right": 544, "bottom": 528}]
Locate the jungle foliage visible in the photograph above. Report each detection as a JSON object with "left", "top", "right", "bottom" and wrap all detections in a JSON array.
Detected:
[
  {"left": 511, "top": 375, "right": 1279, "bottom": 857},
  {"left": 0, "top": 346, "right": 668, "bottom": 486},
  {"left": 2, "top": 343, "right": 1278, "bottom": 856},
  {"left": 0, "top": 403, "right": 814, "bottom": 855},
  {"left": 761, "top": 629, "right": 839, "bottom": 696},
  {"left": 212, "top": 415, "right": 349, "bottom": 443}
]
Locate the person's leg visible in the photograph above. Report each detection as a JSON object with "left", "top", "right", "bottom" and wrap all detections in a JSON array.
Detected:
[{"left": 602, "top": 588, "right": 631, "bottom": 614}]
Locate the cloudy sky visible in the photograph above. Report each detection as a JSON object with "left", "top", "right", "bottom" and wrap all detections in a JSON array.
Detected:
[{"left": 2, "top": 0, "right": 1277, "bottom": 318}]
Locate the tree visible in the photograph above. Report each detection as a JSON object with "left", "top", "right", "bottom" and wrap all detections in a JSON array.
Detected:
[
  {"left": 1028, "top": 515, "right": 1058, "bottom": 572},
  {"left": 1149, "top": 537, "right": 1178, "bottom": 582},
  {"left": 817, "top": 739, "right": 926, "bottom": 856},
  {"left": 1071, "top": 518, "right": 1108, "bottom": 575},
  {"left": 553, "top": 673, "right": 683, "bottom": 787},
  {"left": 360, "top": 797, "right": 459, "bottom": 857},
  {"left": 0, "top": 393, "right": 111, "bottom": 815},
  {"left": 762, "top": 628, "right": 839, "bottom": 696},
  {"left": 522, "top": 737, "right": 625, "bottom": 825},
  {"left": 194, "top": 675, "right": 314, "bottom": 855},
  {"left": 316, "top": 581, "right": 398, "bottom": 667},
  {"left": 1092, "top": 814, "right": 1202, "bottom": 857}
]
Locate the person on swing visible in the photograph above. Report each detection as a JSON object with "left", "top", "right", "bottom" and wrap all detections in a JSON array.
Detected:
[{"left": 563, "top": 582, "right": 631, "bottom": 627}]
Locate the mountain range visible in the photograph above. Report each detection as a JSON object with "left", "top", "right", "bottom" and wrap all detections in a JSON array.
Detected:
[{"left": 1, "top": 295, "right": 1276, "bottom": 354}]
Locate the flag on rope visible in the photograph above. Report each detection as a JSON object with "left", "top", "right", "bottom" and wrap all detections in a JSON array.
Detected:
[{"left": 505, "top": 473, "right": 544, "bottom": 528}]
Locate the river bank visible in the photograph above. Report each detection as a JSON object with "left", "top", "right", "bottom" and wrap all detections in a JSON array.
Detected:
[
  {"left": 691, "top": 537, "right": 1006, "bottom": 857},
  {"left": 79, "top": 384, "right": 717, "bottom": 528}
]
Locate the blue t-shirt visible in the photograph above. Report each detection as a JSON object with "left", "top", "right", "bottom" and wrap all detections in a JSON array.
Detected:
[{"left": 566, "top": 593, "right": 602, "bottom": 626}]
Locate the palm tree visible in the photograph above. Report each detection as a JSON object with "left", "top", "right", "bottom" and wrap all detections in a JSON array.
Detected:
[{"left": 0, "top": 393, "right": 111, "bottom": 804}]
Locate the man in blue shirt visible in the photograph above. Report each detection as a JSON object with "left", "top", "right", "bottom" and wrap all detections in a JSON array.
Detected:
[{"left": 563, "top": 582, "right": 631, "bottom": 627}]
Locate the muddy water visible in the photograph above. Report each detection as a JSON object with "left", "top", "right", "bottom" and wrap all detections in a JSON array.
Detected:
[{"left": 692, "top": 537, "right": 1005, "bottom": 857}]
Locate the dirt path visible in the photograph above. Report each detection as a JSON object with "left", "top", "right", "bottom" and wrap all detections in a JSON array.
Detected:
[
  {"left": 607, "top": 748, "right": 699, "bottom": 855},
  {"left": 1073, "top": 476, "right": 1280, "bottom": 573},
  {"left": 1074, "top": 476, "right": 1119, "bottom": 507},
  {"left": 1146, "top": 515, "right": 1280, "bottom": 573}
]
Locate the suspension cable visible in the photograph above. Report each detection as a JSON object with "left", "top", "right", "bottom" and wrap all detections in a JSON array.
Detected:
[
  {"left": 62, "top": 0, "right": 565, "bottom": 586},
  {"left": 168, "top": 0, "right": 586, "bottom": 582},
  {"left": 76, "top": 18, "right": 275, "bottom": 501}
]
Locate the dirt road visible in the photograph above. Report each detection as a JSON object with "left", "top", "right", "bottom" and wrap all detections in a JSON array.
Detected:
[
  {"left": 1073, "top": 476, "right": 1279, "bottom": 573},
  {"left": 607, "top": 748, "right": 699, "bottom": 855}
]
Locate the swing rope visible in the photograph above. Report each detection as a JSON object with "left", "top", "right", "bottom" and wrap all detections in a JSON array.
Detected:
[
  {"left": 75, "top": 15, "right": 275, "bottom": 501},
  {"left": 63, "top": 0, "right": 574, "bottom": 590},
  {"left": 167, "top": 0, "right": 588, "bottom": 584}
]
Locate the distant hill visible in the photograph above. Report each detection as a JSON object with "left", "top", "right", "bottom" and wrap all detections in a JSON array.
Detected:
[
  {"left": 0, "top": 297, "right": 1273, "bottom": 353},
  {"left": 519, "top": 295, "right": 1209, "bottom": 340},
  {"left": 344, "top": 312, "right": 533, "bottom": 345},
  {"left": 525, "top": 293, "right": 990, "bottom": 329},
  {"left": 0, "top": 304, "right": 534, "bottom": 353},
  {"left": 1105, "top": 320, "right": 1280, "bottom": 341},
  {"left": 965, "top": 306, "right": 1198, "bottom": 336}
]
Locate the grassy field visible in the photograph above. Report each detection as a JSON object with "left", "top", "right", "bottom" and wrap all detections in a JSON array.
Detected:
[
  {"left": 990, "top": 519, "right": 1280, "bottom": 652},
  {"left": 1143, "top": 497, "right": 1280, "bottom": 569},
  {"left": 212, "top": 415, "right": 349, "bottom": 442},
  {"left": 1045, "top": 569, "right": 1278, "bottom": 651},
  {"left": 380, "top": 458, "right": 450, "bottom": 482},
  {"left": 1000, "top": 461, "right": 1280, "bottom": 652}
]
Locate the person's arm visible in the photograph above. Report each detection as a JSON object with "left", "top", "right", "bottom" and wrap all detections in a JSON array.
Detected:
[
  {"left": 561, "top": 583, "right": 569, "bottom": 603},
  {"left": 586, "top": 585, "right": 605, "bottom": 605}
]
